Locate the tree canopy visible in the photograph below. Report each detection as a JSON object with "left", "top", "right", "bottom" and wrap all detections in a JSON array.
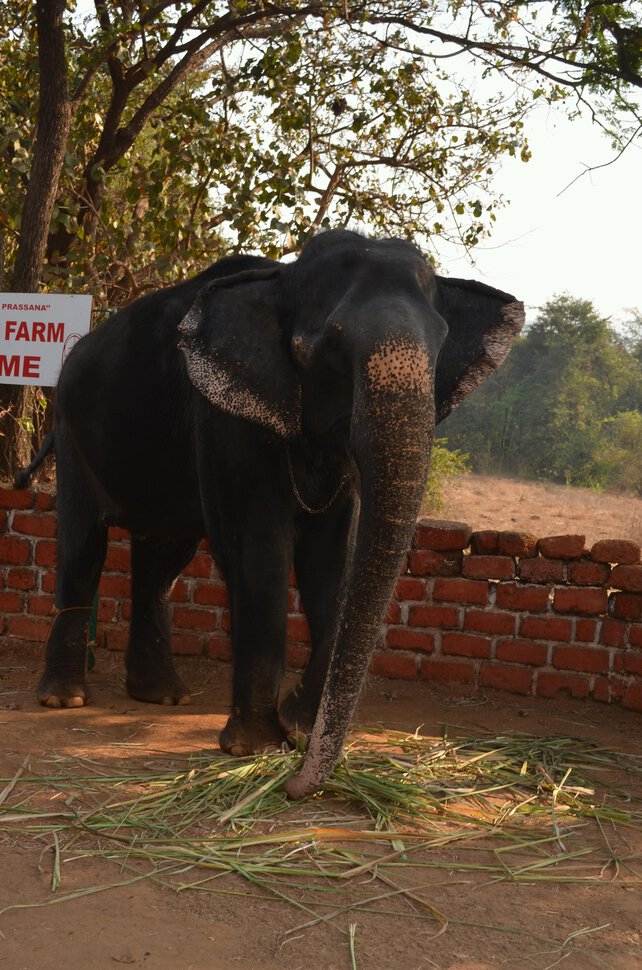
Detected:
[
  {"left": 442, "top": 295, "right": 642, "bottom": 494},
  {"left": 0, "top": 1, "right": 640, "bottom": 472},
  {"left": 2, "top": 1, "right": 641, "bottom": 301}
]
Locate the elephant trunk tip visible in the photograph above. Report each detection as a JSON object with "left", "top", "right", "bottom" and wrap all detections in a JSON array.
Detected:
[{"left": 283, "top": 768, "right": 320, "bottom": 801}]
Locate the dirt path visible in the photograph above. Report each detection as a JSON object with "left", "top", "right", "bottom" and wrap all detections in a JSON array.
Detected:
[
  {"left": 439, "top": 474, "right": 642, "bottom": 547},
  {"left": 1, "top": 641, "right": 641, "bottom": 970}
]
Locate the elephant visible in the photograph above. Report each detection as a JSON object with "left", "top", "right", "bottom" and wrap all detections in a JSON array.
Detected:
[{"left": 21, "top": 228, "right": 523, "bottom": 799}]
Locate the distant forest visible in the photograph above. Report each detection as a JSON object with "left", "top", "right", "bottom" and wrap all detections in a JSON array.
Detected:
[{"left": 440, "top": 296, "right": 642, "bottom": 495}]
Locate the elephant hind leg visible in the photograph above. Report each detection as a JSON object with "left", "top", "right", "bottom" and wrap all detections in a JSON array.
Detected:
[
  {"left": 125, "top": 535, "right": 199, "bottom": 705},
  {"left": 37, "top": 433, "right": 108, "bottom": 709}
]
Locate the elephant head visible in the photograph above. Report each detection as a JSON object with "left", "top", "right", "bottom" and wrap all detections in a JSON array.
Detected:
[{"left": 178, "top": 229, "right": 524, "bottom": 798}]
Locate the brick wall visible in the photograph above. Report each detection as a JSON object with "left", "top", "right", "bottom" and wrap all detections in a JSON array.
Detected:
[{"left": 2, "top": 486, "right": 642, "bottom": 712}]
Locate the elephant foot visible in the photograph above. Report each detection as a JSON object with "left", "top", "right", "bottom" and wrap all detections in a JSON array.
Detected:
[
  {"left": 278, "top": 687, "right": 318, "bottom": 740},
  {"left": 37, "top": 676, "right": 89, "bottom": 709},
  {"left": 126, "top": 670, "right": 191, "bottom": 706},
  {"left": 219, "top": 710, "right": 288, "bottom": 757}
]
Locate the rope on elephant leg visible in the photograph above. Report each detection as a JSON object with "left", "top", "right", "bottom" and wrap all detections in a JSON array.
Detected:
[{"left": 42, "top": 606, "right": 93, "bottom": 657}]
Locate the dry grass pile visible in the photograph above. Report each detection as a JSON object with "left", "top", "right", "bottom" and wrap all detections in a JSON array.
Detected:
[{"left": 1, "top": 730, "right": 641, "bottom": 956}]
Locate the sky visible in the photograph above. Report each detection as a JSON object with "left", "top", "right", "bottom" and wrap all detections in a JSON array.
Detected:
[{"left": 435, "top": 104, "right": 642, "bottom": 326}]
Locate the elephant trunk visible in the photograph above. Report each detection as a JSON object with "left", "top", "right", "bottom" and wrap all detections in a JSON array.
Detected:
[{"left": 285, "top": 335, "right": 435, "bottom": 799}]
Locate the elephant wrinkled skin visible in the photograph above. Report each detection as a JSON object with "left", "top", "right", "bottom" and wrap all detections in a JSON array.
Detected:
[{"left": 23, "top": 229, "right": 524, "bottom": 798}]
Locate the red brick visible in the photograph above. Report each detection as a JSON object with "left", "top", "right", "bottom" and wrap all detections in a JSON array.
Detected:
[
  {"left": 464, "top": 609, "right": 516, "bottom": 635},
  {"left": 104, "top": 627, "right": 128, "bottom": 651},
  {"left": 11, "top": 512, "right": 57, "bottom": 538},
  {"left": 598, "top": 676, "right": 627, "bottom": 703},
  {"left": 286, "top": 643, "right": 310, "bottom": 669},
  {"left": 0, "top": 536, "right": 31, "bottom": 565},
  {"left": 479, "top": 664, "right": 532, "bottom": 694},
  {"left": 370, "top": 652, "right": 417, "bottom": 679},
  {"left": 193, "top": 582, "right": 229, "bottom": 606},
  {"left": 537, "top": 671, "right": 590, "bottom": 699},
  {"left": 628, "top": 624, "right": 642, "bottom": 648},
  {"left": 99, "top": 575, "right": 131, "bottom": 599},
  {"left": 622, "top": 683, "right": 642, "bottom": 712},
  {"left": 7, "top": 615, "right": 50, "bottom": 640},
  {"left": 0, "top": 487, "right": 33, "bottom": 509},
  {"left": 34, "top": 491, "right": 55, "bottom": 512},
  {"left": 385, "top": 602, "right": 401, "bottom": 624},
  {"left": 6, "top": 568, "right": 37, "bottom": 590},
  {"left": 386, "top": 627, "right": 434, "bottom": 652},
  {"left": 552, "top": 645, "right": 610, "bottom": 673},
  {"left": 537, "top": 535, "right": 586, "bottom": 559},
  {"left": 286, "top": 615, "right": 311, "bottom": 643},
  {"left": 433, "top": 577, "right": 489, "bottom": 606},
  {"left": 395, "top": 576, "right": 427, "bottom": 601},
  {"left": 41, "top": 572, "right": 56, "bottom": 593},
  {"left": 462, "top": 555, "right": 516, "bottom": 581},
  {"left": 182, "top": 553, "right": 212, "bottom": 578},
  {"left": 419, "top": 659, "right": 476, "bottom": 684},
  {"left": 614, "top": 651, "right": 642, "bottom": 676},
  {"left": 442, "top": 632, "right": 491, "bottom": 658},
  {"left": 408, "top": 604, "right": 460, "bottom": 629},
  {"left": 97, "top": 599, "right": 119, "bottom": 623},
  {"left": 206, "top": 636, "right": 233, "bottom": 661},
  {"left": 34, "top": 540, "right": 56, "bottom": 567},
  {"left": 0, "top": 591, "right": 23, "bottom": 613},
  {"left": 470, "top": 530, "right": 499, "bottom": 554},
  {"left": 108, "top": 526, "right": 130, "bottom": 542},
  {"left": 518, "top": 558, "right": 566, "bottom": 584},
  {"left": 520, "top": 615, "right": 572, "bottom": 642},
  {"left": 591, "top": 539, "right": 640, "bottom": 565},
  {"left": 568, "top": 560, "right": 610, "bottom": 586},
  {"left": 172, "top": 632, "right": 204, "bottom": 655},
  {"left": 0, "top": 510, "right": 6, "bottom": 531},
  {"left": 121, "top": 601, "right": 131, "bottom": 621},
  {"left": 497, "top": 531, "right": 538, "bottom": 558},
  {"left": 413, "top": 518, "right": 472, "bottom": 551},
  {"left": 610, "top": 592, "right": 642, "bottom": 622},
  {"left": 408, "top": 549, "right": 462, "bottom": 577},
  {"left": 172, "top": 606, "right": 216, "bottom": 631},
  {"left": 168, "top": 579, "right": 190, "bottom": 603},
  {"left": 610, "top": 564, "right": 642, "bottom": 593},
  {"left": 496, "top": 639, "right": 548, "bottom": 665},
  {"left": 553, "top": 586, "right": 608, "bottom": 616},
  {"left": 288, "top": 589, "right": 299, "bottom": 613},
  {"left": 495, "top": 583, "right": 549, "bottom": 612},
  {"left": 27, "top": 594, "right": 55, "bottom": 616},
  {"left": 599, "top": 619, "right": 627, "bottom": 648},
  {"left": 104, "top": 544, "right": 131, "bottom": 573},
  {"left": 221, "top": 610, "right": 231, "bottom": 633},
  {"left": 575, "top": 618, "right": 598, "bottom": 642}
]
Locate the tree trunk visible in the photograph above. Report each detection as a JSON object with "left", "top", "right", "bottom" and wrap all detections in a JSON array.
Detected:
[{"left": 0, "top": 0, "right": 71, "bottom": 478}]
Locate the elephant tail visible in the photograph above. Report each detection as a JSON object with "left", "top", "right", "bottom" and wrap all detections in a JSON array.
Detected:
[{"left": 14, "top": 432, "right": 55, "bottom": 489}]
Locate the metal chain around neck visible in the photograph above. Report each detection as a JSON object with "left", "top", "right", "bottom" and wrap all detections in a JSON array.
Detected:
[{"left": 286, "top": 446, "right": 349, "bottom": 515}]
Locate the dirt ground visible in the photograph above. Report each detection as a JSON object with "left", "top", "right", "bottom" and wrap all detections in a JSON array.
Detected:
[
  {"left": 441, "top": 474, "right": 642, "bottom": 547},
  {"left": 1, "top": 640, "right": 641, "bottom": 970}
]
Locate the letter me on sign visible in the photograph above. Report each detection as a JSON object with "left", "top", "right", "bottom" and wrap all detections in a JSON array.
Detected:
[{"left": 0, "top": 293, "right": 93, "bottom": 387}]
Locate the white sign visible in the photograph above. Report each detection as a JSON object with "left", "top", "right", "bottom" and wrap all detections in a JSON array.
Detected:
[{"left": 0, "top": 293, "right": 93, "bottom": 387}]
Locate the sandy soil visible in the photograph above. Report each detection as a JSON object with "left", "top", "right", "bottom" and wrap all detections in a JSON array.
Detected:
[
  {"left": 1, "top": 641, "right": 641, "bottom": 970},
  {"left": 437, "top": 474, "right": 642, "bottom": 548}
]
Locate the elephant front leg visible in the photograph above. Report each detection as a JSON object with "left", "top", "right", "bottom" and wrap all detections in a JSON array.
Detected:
[
  {"left": 279, "top": 491, "right": 356, "bottom": 739},
  {"left": 219, "top": 538, "right": 292, "bottom": 757}
]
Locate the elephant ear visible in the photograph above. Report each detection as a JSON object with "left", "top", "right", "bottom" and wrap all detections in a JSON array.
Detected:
[
  {"left": 433, "top": 277, "right": 524, "bottom": 423},
  {"left": 178, "top": 266, "right": 301, "bottom": 438}
]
